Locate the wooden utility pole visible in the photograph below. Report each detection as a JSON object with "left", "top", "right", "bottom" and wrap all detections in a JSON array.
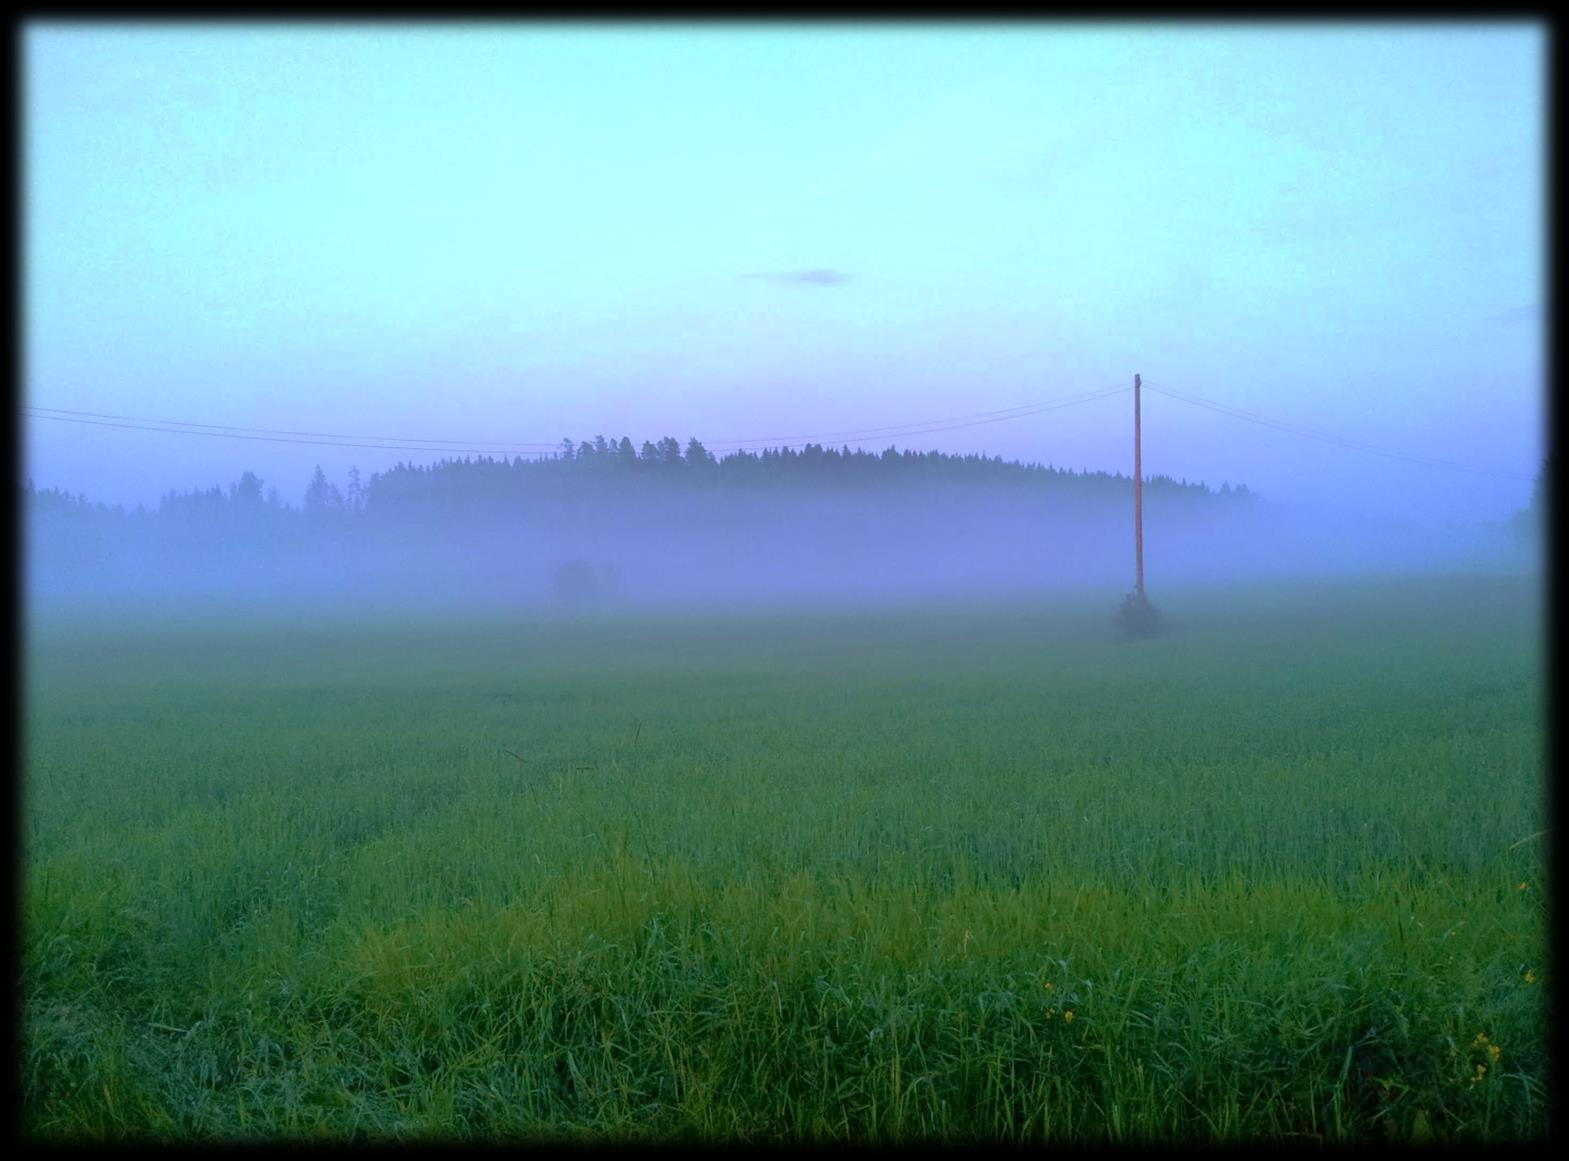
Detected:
[{"left": 1133, "top": 372, "right": 1144, "bottom": 599}]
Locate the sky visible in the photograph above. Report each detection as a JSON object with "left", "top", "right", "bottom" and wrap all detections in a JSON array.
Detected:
[{"left": 24, "top": 22, "right": 1545, "bottom": 524}]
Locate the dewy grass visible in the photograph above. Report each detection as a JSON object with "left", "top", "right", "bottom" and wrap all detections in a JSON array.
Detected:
[{"left": 21, "top": 573, "right": 1546, "bottom": 1142}]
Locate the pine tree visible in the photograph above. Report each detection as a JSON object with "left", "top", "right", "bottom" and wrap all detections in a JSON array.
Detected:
[
  {"left": 229, "top": 471, "right": 265, "bottom": 507},
  {"left": 304, "top": 465, "right": 343, "bottom": 514},
  {"left": 685, "top": 438, "right": 714, "bottom": 468},
  {"left": 1515, "top": 457, "right": 1549, "bottom": 545}
]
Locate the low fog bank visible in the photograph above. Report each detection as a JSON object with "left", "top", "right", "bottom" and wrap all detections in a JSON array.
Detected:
[{"left": 24, "top": 479, "right": 1537, "bottom": 619}]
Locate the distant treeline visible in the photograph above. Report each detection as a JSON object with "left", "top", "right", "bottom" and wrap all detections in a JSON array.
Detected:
[
  {"left": 26, "top": 437, "right": 1253, "bottom": 526},
  {"left": 24, "top": 440, "right": 1262, "bottom": 603}
]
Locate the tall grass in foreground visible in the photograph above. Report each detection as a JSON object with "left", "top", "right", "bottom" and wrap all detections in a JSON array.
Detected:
[{"left": 22, "top": 574, "right": 1547, "bottom": 1141}]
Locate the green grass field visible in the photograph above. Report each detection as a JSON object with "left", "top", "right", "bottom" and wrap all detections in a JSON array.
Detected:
[{"left": 22, "top": 573, "right": 1547, "bottom": 1142}]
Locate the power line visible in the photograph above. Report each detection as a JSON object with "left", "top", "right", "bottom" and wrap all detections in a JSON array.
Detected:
[
  {"left": 1142, "top": 381, "right": 1534, "bottom": 483},
  {"left": 23, "top": 383, "right": 1132, "bottom": 458},
  {"left": 702, "top": 382, "right": 1130, "bottom": 447},
  {"left": 21, "top": 413, "right": 560, "bottom": 458},
  {"left": 703, "top": 387, "right": 1131, "bottom": 452},
  {"left": 1143, "top": 381, "right": 1523, "bottom": 479},
  {"left": 28, "top": 379, "right": 1532, "bottom": 482},
  {"left": 24, "top": 406, "right": 561, "bottom": 450}
]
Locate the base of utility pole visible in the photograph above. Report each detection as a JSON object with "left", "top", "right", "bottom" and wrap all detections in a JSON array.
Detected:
[{"left": 1112, "top": 588, "right": 1164, "bottom": 641}]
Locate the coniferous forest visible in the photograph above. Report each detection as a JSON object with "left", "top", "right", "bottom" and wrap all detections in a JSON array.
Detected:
[{"left": 26, "top": 439, "right": 1255, "bottom": 608}]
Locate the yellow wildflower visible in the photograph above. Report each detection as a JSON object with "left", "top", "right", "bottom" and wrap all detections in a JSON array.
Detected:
[
  {"left": 1518, "top": 882, "right": 1529, "bottom": 891},
  {"left": 1524, "top": 970, "right": 1537, "bottom": 984},
  {"left": 1487, "top": 1043, "right": 1501, "bottom": 1064},
  {"left": 1064, "top": 1010, "right": 1075, "bottom": 1023},
  {"left": 1043, "top": 981, "right": 1054, "bottom": 990}
]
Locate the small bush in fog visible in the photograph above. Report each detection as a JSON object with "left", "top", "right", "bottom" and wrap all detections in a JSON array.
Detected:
[
  {"left": 552, "top": 560, "right": 621, "bottom": 605},
  {"left": 1113, "top": 590, "right": 1164, "bottom": 640}
]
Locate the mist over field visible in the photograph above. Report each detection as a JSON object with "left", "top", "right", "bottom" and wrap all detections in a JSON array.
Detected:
[
  {"left": 22, "top": 454, "right": 1536, "bottom": 618},
  {"left": 20, "top": 443, "right": 1547, "bottom": 1148}
]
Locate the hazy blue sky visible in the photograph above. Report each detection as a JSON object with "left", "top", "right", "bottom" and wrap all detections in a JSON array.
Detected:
[{"left": 25, "top": 22, "right": 1544, "bottom": 522}]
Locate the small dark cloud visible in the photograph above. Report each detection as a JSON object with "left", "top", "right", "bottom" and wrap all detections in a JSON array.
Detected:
[
  {"left": 747, "top": 268, "right": 851, "bottom": 288},
  {"left": 1485, "top": 303, "right": 1540, "bottom": 326}
]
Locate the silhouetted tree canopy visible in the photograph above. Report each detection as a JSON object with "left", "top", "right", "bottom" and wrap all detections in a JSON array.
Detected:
[
  {"left": 1514, "top": 456, "right": 1548, "bottom": 545},
  {"left": 24, "top": 439, "right": 1259, "bottom": 605},
  {"left": 26, "top": 437, "right": 1246, "bottom": 534}
]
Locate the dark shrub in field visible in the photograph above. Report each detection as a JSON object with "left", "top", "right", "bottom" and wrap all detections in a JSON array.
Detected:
[
  {"left": 551, "top": 560, "right": 621, "bottom": 604},
  {"left": 1113, "top": 590, "right": 1164, "bottom": 640}
]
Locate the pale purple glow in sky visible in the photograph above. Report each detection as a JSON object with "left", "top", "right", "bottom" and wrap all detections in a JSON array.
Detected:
[{"left": 24, "top": 23, "right": 1544, "bottom": 522}]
